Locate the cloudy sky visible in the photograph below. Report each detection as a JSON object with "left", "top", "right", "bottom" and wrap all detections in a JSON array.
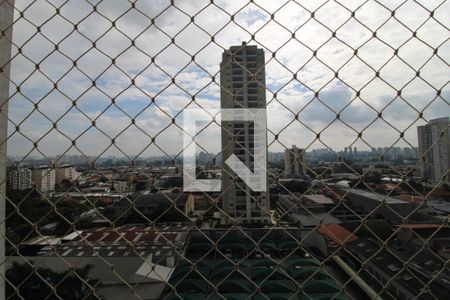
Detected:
[{"left": 6, "top": 0, "right": 450, "bottom": 159}]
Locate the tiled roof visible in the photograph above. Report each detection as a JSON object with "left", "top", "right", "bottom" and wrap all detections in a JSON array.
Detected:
[{"left": 318, "top": 224, "right": 358, "bottom": 246}]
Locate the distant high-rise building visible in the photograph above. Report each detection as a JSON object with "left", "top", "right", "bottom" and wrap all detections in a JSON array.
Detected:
[
  {"left": 8, "top": 166, "right": 32, "bottom": 190},
  {"left": 284, "top": 145, "right": 307, "bottom": 178},
  {"left": 220, "top": 43, "right": 270, "bottom": 224},
  {"left": 413, "top": 147, "right": 419, "bottom": 160},
  {"left": 32, "top": 167, "right": 56, "bottom": 192},
  {"left": 417, "top": 117, "right": 450, "bottom": 183},
  {"left": 403, "top": 147, "right": 411, "bottom": 159},
  {"left": 391, "top": 147, "right": 400, "bottom": 161}
]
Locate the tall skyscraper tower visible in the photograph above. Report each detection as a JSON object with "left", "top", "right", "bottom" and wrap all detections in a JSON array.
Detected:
[
  {"left": 417, "top": 117, "right": 450, "bottom": 184},
  {"left": 284, "top": 145, "right": 307, "bottom": 178},
  {"left": 220, "top": 43, "right": 270, "bottom": 224}
]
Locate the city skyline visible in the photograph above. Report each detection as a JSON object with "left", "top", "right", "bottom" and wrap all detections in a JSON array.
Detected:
[{"left": 5, "top": 144, "right": 423, "bottom": 163}]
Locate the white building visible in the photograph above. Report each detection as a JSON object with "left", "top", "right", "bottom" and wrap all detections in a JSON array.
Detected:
[
  {"left": 32, "top": 168, "right": 56, "bottom": 192},
  {"left": 220, "top": 43, "right": 270, "bottom": 224},
  {"left": 417, "top": 117, "right": 450, "bottom": 184},
  {"left": 8, "top": 167, "right": 32, "bottom": 190},
  {"left": 284, "top": 145, "right": 307, "bottom": 178},
  {"left": 55, "top": 166, "right": 79, "bottom": 184}
]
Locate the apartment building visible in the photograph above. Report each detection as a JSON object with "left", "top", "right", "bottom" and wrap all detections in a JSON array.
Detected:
[
  {"left": 417, "top": 117, "right": 450, "bottom": 183},
  {"left": 220, "top": 43, "right": 270, "bottom": 224}
]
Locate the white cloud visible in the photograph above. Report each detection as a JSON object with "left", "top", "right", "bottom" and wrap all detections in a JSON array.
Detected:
[{"left": 6, "top": 0, "right": 450, "bottom": 159}]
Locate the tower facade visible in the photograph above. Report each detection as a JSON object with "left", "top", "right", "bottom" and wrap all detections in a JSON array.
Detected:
[
  {"left": 8, "top": 167, "right": 32, "bottom": 190},
  {"left": 32, "top": 167, "right": 56, "bottom": 192},
  {"left": 284, "top": 145, "right": 307, "bottom": 178},
  {"left": 417, "top": 117, "right": 450, "bottom": 183},
  {"left": 55, "top": 165, "right": 79, "bottom": 184},
  {"left": 220, "top": 43, "right": 270, "bottom": 224}
]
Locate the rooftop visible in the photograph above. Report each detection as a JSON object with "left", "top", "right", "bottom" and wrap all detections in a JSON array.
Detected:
[
  {"left": 318, "top": 224, "right": 358, "bottom": 246},
  {"left": 347, "top": 238, "right": 450, "bottom": 299},
  {"left": 289, "top": 213, "right": 342, "bottom": 227},
  {"left": 30, "top": 225, "right": 190, "bottom": 260},
  {"left": 164, "top": 230, "right": 350, "bottom": 299},
  {"left": 341, "top": 186, "right": 407, "bottom": 204},
  {"left": 396, "top": 223, "right": 447, "bottom": 230},
  {"left": 7, "top": 256, "right": 166, "bottom": 300},
  {"left": 305, "top": 194, "right": 334, "bottom": 205}
]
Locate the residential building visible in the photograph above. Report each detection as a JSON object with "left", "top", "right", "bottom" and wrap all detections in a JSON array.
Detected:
[
  {"left": 55, "top": 165, "right": 79, "bottom": 184},
  {"left": 220, "top": 42, "right": 270, "bottom": 224},
  {"left": 8, "top": 166, "right": 32, "bottom": 190},
  {"left": 284, "top": 145, "right": 307, "bottom": 178},
  {"left": 31, "top": 167, "right": 56, "bottom": 192},
  {"left": 417, "top": 117, "right": 450, "bottom": 183}
]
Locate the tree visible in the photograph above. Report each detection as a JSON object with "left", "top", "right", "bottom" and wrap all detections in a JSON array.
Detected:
[
  {"left": 56, "top": 178, "right": 74, "bottom": 192},
  {"left": 6, "top": 188, "right": 90, "bottom": 246},
  {"left": 279, "top": 180, "right": 309, "bottom": 194},
  {"left": 6, "top": 188, "right": 50, "bottom": 245},
  {"left": 135, "top": 181, "right": 148, "bottom": 191},
  {"left": 6, "top": 262, "right": 102, "bottom": 300},
  {"left": 53, "top": 198, "right": 90, "bottom": 232}
]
